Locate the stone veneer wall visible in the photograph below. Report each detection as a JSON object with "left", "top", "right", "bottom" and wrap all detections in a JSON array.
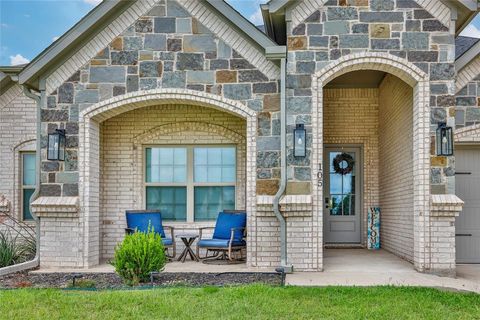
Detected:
[
  {"left": 323, "top": 88, "right": 379, "bottom": 244},
  {"left": 0, "top": 85, "right": 36, "bottom": 223},
  {"left": 99, "top": 104, "right": 246, "bottom": 259},
  {"left": 286, "top": 0, "right": 455, "bottom": 193},
  {"left": 455, "top": 76, "right": 480, "bottom": 129},
  {"left": 378, "top": 74, "right": 414, "bottom": 262},
  {"left": 40, "top": 0, "right": 280, "bottom": 199}
]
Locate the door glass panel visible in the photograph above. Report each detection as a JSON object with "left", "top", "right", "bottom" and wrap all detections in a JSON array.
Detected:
[{"left": 328, "top": 151, "right": 356, "bottom": 216}]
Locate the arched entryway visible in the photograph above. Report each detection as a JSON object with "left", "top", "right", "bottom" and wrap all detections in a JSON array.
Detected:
[
  {"left": 311, "top": 52, "right": 430, "bottom": 272},
  {"left": 78, "top": 89, "right": 257, "bottom": 268}
]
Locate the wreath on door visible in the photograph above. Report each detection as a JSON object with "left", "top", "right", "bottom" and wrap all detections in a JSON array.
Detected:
[{"left": 333, "top": 153, "right": 355, "bottom": 175}]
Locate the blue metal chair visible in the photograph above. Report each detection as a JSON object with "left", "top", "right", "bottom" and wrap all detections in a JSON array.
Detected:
[
  {"left": 196, "top": 210, "right": 246, "bottom": 262},
  {"left": 125, "top": 210, "right": 175, "bottom": 258}
]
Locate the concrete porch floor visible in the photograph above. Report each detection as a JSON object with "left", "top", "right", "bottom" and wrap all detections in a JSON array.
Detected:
[
  {"left": 287, "top": 249, "right": 480, "bottom": 293},
  {"left": 31, "top": 249, "right": 480, "bottom": 293}
]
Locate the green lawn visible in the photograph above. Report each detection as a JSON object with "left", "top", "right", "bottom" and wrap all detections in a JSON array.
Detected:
[{"left": 0, "top": 285, "right": 479, "bottom": 320}]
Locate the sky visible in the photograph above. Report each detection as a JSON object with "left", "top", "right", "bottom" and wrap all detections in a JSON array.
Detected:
[{"left": 0, "top": 0, "right": 478, "bottom": 66}]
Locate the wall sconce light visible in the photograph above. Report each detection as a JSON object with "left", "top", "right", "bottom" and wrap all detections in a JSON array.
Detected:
[
  {"left": 47, "top": 129, "right": 66, "bottom": 161},
  {"left": 294, "top": 124, "right": 306, "bottom": 158},
  {"left": 436, "top": 122, "right": 453, "bottom": 156}
]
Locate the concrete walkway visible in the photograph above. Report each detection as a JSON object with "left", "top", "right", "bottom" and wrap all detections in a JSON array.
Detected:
[{"left": 286, "top": 249, "right": 480, "bottom": 293}]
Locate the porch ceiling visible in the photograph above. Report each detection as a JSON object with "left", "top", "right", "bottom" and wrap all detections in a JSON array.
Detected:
[{"left": 325, "top": 70, "right": 387, "bottom": 89}]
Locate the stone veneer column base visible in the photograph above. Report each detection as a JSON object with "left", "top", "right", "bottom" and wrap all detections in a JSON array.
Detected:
[
  {"left": 31, "top": 197, "right": 82, "bottom": 268},
  {"left": 428, "top": 194, "right": 464, "bottom": 277}
]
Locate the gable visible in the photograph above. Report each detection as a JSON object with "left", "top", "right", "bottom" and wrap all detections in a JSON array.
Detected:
[{"left": 25, "top": 0, "right": 279, "bottom": 95}]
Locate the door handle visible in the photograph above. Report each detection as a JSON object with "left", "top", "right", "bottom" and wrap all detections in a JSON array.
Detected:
[
  {"left": 325, "top": 197, "right": 332, "bottom": 209},
  {"left": 456, "top": 234, "right": 472, "bottom": 237}
]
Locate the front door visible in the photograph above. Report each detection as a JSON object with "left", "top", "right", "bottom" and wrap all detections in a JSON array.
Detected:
[{"left": 324, "top": 147, "right": 361, "bottom": 243}]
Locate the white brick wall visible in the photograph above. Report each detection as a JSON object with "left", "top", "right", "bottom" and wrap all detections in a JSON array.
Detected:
[{"left": 379, "top": 74, "right": 414, "bottom": 262}]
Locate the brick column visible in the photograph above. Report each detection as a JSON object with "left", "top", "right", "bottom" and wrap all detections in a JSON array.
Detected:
[
  {"left": 429, "top": 194, "right": 464, "bottom": 277},
  {"left": 31, "top": 197, "right": 82, "bottom": 268}
]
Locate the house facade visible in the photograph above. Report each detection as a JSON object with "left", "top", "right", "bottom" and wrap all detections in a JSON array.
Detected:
[{"left": 0, "top": 0, "right": 479, "bottom": 276}]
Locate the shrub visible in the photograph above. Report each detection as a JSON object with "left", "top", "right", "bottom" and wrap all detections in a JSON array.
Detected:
[
  {"left": 111, "top": 228, "right": 166, "bottom": 286},
  {"left": 0, "top": 230, "right": 20, "bottom": 268}
]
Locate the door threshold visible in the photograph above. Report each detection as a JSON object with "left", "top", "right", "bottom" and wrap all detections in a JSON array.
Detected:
[{"left": 324, "top": 244, "right": 364, "bottom": 249}]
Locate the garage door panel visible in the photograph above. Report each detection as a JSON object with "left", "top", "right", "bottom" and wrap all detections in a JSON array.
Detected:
[{"left": 455, "top": 147, "right": 480, "bottom": 264}]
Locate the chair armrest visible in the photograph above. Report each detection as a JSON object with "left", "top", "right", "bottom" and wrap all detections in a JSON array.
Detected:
[
  {"left": 163, "top": 226, "right": 175, "bottom": 240},
  {"left": 229, "top": 227, "right": 246, "bottom": 243},
  {"left": 125, "top": 228, "right": 135, "bottom": 235},
  {"left": 198, "top": 226, "right": 215, "bottom": 239}
]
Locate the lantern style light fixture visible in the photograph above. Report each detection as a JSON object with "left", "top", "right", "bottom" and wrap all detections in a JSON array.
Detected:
[
  {"left": 294, "top": 124, "right": 306, "bottom": 158},
  {"left": 436, "top": 122, "right": 453, "bottom": 156},
  {"left": 47, "top": 129, "right": 66, "bottom": 161}
]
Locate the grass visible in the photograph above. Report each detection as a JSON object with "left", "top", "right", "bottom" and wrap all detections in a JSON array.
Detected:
[{"left": 0, "top": 285, "right": 479, "bottom": 320}]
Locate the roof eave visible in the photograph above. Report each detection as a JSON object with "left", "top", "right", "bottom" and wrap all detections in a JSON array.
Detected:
[{"left": 455, "top": 39, "right": 480, "bottom": 71}]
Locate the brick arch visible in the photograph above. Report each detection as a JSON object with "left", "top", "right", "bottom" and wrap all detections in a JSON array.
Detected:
[
  {"left": 455, "top": 124, "right": 480, "bottom": 143},
  {"left": 78, "top": 89, "right": 257, "bottom": 268},
  {"left": 311, "top": 52, "right": 431, "bottom": 273},
  {"left": 132, "top": 121, "right": 246, "bottom": 145}
]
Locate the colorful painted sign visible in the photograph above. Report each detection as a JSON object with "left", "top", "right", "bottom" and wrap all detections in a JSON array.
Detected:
[{"left": 368, "top": 207, "right": 380, "bottom": 250}]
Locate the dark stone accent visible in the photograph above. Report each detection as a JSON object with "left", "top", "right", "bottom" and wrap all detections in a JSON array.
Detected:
[
  {"left": 339, "top": 35, "right": 368, "bottom": 48},
  {"left": 371, "top": 39, "right": 400, "bottom": 50},
  {"left": 456, "top": 97, "right": 477, "bottom": 106},
  {"left": 352, "top": 24, "right": 368, "bottom": 34},
  {"left": 127, "top": 66, "right": 137, "bottom": 74},
  {"left": 257, "top": 169, "right": 272, "bottom": 179},
  {"left": 330, "top": 49, "right": 341, "bottom": 60},
  {"left": 113, "top": 86, "right": 126, "bottom": 96},
  {"left": 47, "top": 123, "right": 58, "bottom": 134},
  {"left": 41, "top": 110, "right": 68, "bottom": 122},
  {"left": 287, "top": 96, "right": 311, "bottom": 113},
  {"left": 430, "top": 63, "right": 455, "bottom": 81},
  {"left": 294, "top": 167, "right": 311, "bottom": 181},
  {"left": 66, "top": 135, "right": 78, "bottom": 148},
  {"left": 176, "top": 53, "right": 204, "bottom": 70},
  {"left": 135, "top": 19, "right": 153, "bottom": 33},
  {"left": 253, "top": 82, "right": 277, "bottom": 94},
  {"left": 406, "top": 20, "right": 421, "bottom": 31},
  {"left": 58, "top": 83, "right": 74, "bottom": 103},
  {"left": 187, "top": 84, "right": 204, "bottom": 91},
  {"left": 67, "top": 71, "right": 80, "bottom": 82},
  {"left": 413, "top": 63, "right": 428, "bottom": 74},
  {"left": 139, "top": 61, "right": 163, "bottom": 77},
  {"left": 327, "top": 7, "right": 358, "bottom": 20},
  {"left": 296, "top": 61, "right": 316, "bottom": 74},
  {"left": 257, "top": 151, "right": 280, "bottom": 168},
  {"left": 305, "top": 10, "right": 320, "bottom": 22},
  {"left": 230, "top": 59, "right": 255, "bottom": 70},
  {"left": 316, "top": 51, "right": 329, "bottom": 61},
  {"left": 292, "top": 23, "right": 305, "bottom": 35},
  {"left": 63, "top": 184, "right": 79, "bottom": 197},
  {"left": 154, "top": 17, "right": 176, "bottom": 33},
  {"left": 359, "top": 12, "right": 404, "bottom": 23},
  {"left": 396, "top": 0, "right": 422, "bottom": 8},
  {"left": 66, "top": 122, "right": 79, "bottom": 135},
  {"left": 310, "top": 36, "right": 329, "bottom": 47},
  {"left": 238, "top": 70, "right": 268, "bottom": 82},
  {"left": 414, "top": 9, "right": 434, "bottom": 19},
  {"left": 330, "top": 36, "right": 338, "bottom": 48},
  {"left": 430, "top": 84, "right": 448, "bottom": 95},
  {"left": 307, "top": 24, "right": 323, "bottom": 35},
  {"left": 294, "top": 89, "right": 312, "bottom": 96},
  {"left": 287, "top": 149, "right": 310, "bottom": 166},
  {"left": 388, "top": 51, "right": 406, "bottom": 58},
  {"left": 209, "top": 59, "right": 229, "bottom": 70},
  {"left": 48, "top": 173, "right": 55, "bottom": 183},
  {"left": 257, "top": 112, "right": 271, "bottom": 136},
  {"left": 42, "top": 161, "right": 59, "bottom": 172},
  {"left": 40, "top": 184, "right": 61, "bottom": 197},
  {"left": 164, "top": 61, "right": 174, "bottom": 72},
  {"left": 111, "top": 51, "right": 138, "bottom": 65},
  {"left": 47, "top": 96, "right": 56, "bottom": 108},
  {"left": 167, "top": 38, "right": 182, "bottom": 52},
  {"left": 431, "top": 108, "right": 446, "bottom": 124},
  {"left": 402, "top": 32, "right": 429, "bottom": 50},
  {"left": 287, "top": 75, "right": 311, "bottom": 89},
  {"left": 370, "top": 0, "right": 394, "bottom": 11},
  {"left": 430, "top": 168, "right": 442, "bottom": 184},
  {"left": 65, "top": 150, "right": 78, "bottom": 171},
  {"left": 407, "top": 51, "right": 438, "bottom": 62},
  {"left": 126, "top": 75, "right": 139, "bottom": 92},
  {"left": 139, "top": 78, "right": 157, "bottom": 90},
  {"left": 436, "top": 95, "right": 455, "bottom": 107},
  {"left": 423, "top": 20, "right": 449, "bottom": 32}
]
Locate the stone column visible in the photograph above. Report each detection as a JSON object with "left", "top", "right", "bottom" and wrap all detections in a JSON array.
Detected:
[
  {"left": 429, "top": 194, "right": 464, "bottom": 277},
  {"left": 31, "top": 196, "right": 82, "bottom": 268}
]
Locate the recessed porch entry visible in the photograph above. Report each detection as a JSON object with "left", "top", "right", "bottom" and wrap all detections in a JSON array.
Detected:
[{"left": 324, "top": 146, "right": 361, "bottom": 244}]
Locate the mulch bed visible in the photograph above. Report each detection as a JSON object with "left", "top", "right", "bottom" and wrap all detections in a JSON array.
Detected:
[{"left": 0, "top": 270, "right": 282, "bottom": 289}]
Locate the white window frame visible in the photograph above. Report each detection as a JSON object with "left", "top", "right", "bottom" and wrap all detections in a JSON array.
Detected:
[
  {"left": 21, "top": 151, "right": 36, "bottom": 221},
  {"left": 143, "top": 145, "right": 237, "bottom": 222}
]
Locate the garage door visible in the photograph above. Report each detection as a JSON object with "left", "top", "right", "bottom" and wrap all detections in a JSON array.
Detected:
[{"left": 455, "top": 146, "right": 480, "bottom": 263}]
